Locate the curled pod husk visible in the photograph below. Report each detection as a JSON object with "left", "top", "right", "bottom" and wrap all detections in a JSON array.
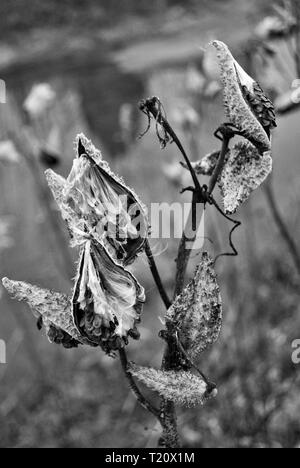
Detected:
[
  {"left": 219, "top": 141, "right": 273, "bottom": 214},
  {"left": 2, "top": 277, "right": 95, "bottom": 348},
  {"left": 72, "top": 240, "right": 145, "bottom": 354},
  {"left": 166, "top": 252, "right": 222, "bottom": 360},
  {"left": 211, "top": 40, "right": 274, "bottom": 152},
  {"left": 129, "top": 363, "right": 217, "bottom": 407},
  {"left": 63, "top": 133, "right": 149, "bottom": 265}
]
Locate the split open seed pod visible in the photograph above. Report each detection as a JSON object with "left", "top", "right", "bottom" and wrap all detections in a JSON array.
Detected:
[
  {"left": 62, "top": 133, "right": 149, "bottom": 265},
  {"left": 129, "top": 363, "right": 217, "bottom": 407},
  {"left": 166, "top": 252, "right": 222, "bottom": 361},
  {"left": 211, "top": 40, "right": 276, "bottom": 151},
  {"left": 72, "top": 240, "right": 145, "bottom": 354},
  {"left": 2, "top": 277, "right": 94, "bottom": 348}
]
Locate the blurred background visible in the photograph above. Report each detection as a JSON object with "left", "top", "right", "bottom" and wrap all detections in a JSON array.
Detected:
[{"left": 0, "top": 0, "right": 300, "bottom": 448}]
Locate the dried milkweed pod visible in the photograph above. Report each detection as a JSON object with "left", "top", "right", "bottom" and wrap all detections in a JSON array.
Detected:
[
  {"left": 61, "top": 133, "right": 149, "bottom": 265},
  {"left": 166, "top": 252, "right": 222, "bottom": 360},
  {"left": 219, "top": 141, "right": 273, "bottom": 214},
  {"left": 129, "top": 364, "right": 217, "bottom": 407},
  {"left": 2, "top": 277, "right": 94, "bottom": 348},
  {"left": 72, "top": 240, "right": 145, "bottom": 354},
  {"left": 211, "top": 40, "right": 275, "bottom": 151}
]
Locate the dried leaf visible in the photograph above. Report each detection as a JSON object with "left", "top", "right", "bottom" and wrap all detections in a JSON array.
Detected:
[
  {"left": 129, "top": 364, "right": 217, "bottom": 407},
  {"left": 219, "top": 141, "right": 273, "bottom": 214},
  {"left": 2, "top": 277, "right": 94, "bottom": 348},
  {"left": 72, "top": 240, "right": 145, "bottom": 353},
  {"left": 211, "top": 40, "right": 273, "bottom": 152},
  {"left": 166, "top": 252, "right": 222, "bottom": 360}
]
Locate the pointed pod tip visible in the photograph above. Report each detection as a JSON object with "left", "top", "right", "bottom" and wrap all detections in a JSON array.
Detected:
[{"left": 2, "top": 277, "right": 16, "bottom": 294}]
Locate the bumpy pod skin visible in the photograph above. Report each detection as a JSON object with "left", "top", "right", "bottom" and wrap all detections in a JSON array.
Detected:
[
  {"left": 166, "top": 252, "right": 222, "bottom": 360},
  {"left": 219, "top": 141, "right": 273, "bottom": 214},
  {"left": 211, "top": 40, "right": 272, "bottom": 153},
  {"left": 129, "top": 364, "right": 217, "bottom": 407},
  {"left": 2, "top": 277, "right": 95, "bottom": 348},
  {"left": 72, "top": 240, "right": 145, "bottom": 354}
]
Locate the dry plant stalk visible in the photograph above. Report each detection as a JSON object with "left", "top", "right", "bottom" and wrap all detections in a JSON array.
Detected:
[{"left": 2, "top": 40, "right": 276, "bottom": 448}]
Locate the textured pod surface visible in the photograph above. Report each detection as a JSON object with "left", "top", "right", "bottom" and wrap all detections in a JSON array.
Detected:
[
  {"left": 72, "top": 240, "right": 145, "bottom": 353},
  {"left": 2, "top": 277, "right": 94, "bottom": 348},
  {"left": 212, "top": 40, "right": 272, "bottom": 153},
  {"left": 166, "top": 252, "right": 222, "bottom": 360},
  {"left": 129, "top": 364, "right": 217, "bottom": 407},
  {"left": 63, "top": 133, "right": 148, "bottom": 265},
  {"left": 219, "top": 141, "right": 273, "bottom": 214}
]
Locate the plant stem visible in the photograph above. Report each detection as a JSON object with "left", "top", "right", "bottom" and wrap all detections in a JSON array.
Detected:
[
  {"left": 174, "top": 232, "right": 191, "bottom": 298},
  {"left": 145, "top": 240, "right": 171, "bottom": 309},
  {"left": 263, "top": 179, "right": 300, "bottom": 275},
  {"left": 119, "top": 348, "right": 160, "bottom": 419},
  {"left": 208, "top": 135, "right": 230, "bottom": 195},
  {"left": 141, "top": 98, "right": 201, "bottom": 192}
]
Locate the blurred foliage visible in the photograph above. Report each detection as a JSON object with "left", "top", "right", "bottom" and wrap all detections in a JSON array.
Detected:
[{"left": 0, "top": 0, "right": 265, "bottom": 40}]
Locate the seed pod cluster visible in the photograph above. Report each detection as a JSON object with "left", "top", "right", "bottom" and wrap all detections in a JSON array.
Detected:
[
  {"left": 47, "top": 324, "right": 80, "bottom": 349},
  {"left": 44, "top": 134, "right": 147, "bottom": 354},
  {"left": 241, "top": 81, "right": 277, "bottom": 137}
]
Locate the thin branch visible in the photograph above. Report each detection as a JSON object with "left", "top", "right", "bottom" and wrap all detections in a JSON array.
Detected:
[
  {"left": 145, "top": 240, "right": 172, "bottom": 309},
  {"left": 210, "top": 197, "right": 242, "bottom": 263},
  {"left": 264, "top": 179, "right": 300, "bottom": 275},
  {"left": 174, "top": 232, "right": 191, "bottom": 299},
  {"left": 119, "top": 348, "right": 160, "bottom": 419},
  {"left": 208, "top": 135, "right": 230, "bottom": 195},
  {"left": 139, "top": 97, "right": 201, "bottom": 192}
]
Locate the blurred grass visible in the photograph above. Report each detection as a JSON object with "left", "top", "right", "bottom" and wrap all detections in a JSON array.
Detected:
[{"left": 0, "top": 0, "right": 300, "bottom": 449}]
